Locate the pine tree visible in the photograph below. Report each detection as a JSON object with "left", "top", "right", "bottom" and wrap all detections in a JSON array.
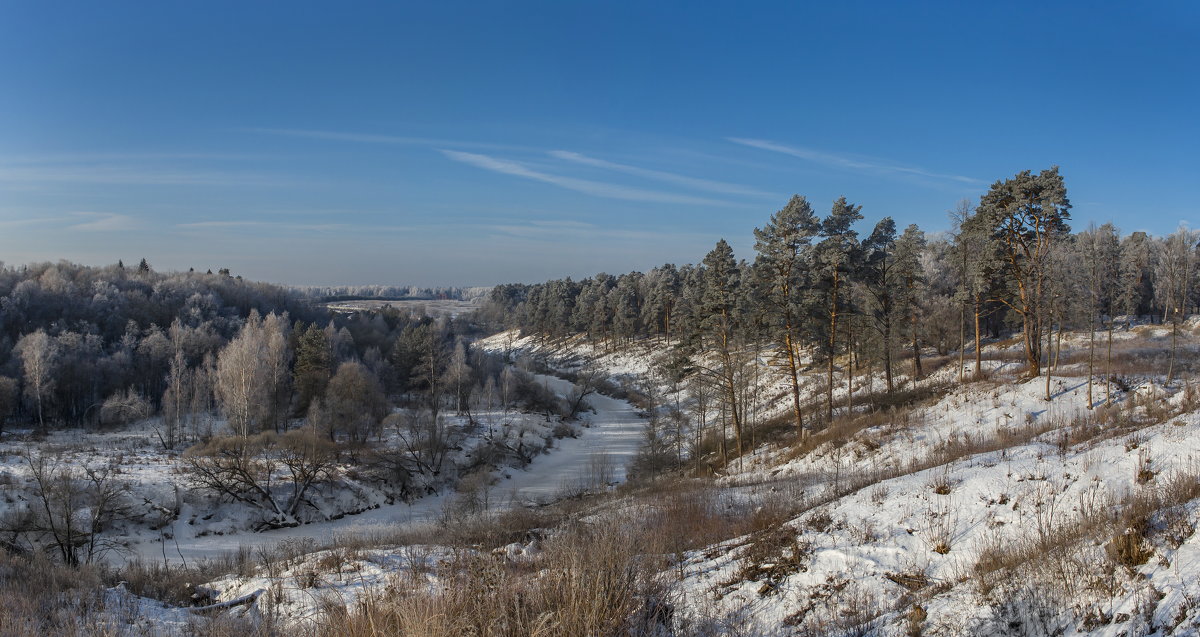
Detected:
[
  {"left": 752, "top": 195, "right": 821, "bottom": 440},
  {"left": 815, "top": 197, "right": 863, "bottom": 421},
  {"left": 701, "top": 239, "right": 744, "bottom": 465},
  {"left": 951, "top": 200, "right": 999, "bottom": 380},
  {"left": 975, "top": 167, "right": 1071, "bottom": 377},
  {"left": 293, "top": 324, "right": 332, "bottom": 416},
  {"left": 859, "top": 217, "right": 899, "bottom": 393},
  {"left": 894, "top": 224, "right": 927, "bottom": 381}
]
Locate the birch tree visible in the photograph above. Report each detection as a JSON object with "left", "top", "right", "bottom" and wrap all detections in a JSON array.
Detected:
[
  {"left": 216, "top": 311, "right": 270, "bottom": 437},
  {"left": 17, "top": 330, "right": 59, "bottom": 431},
  {"left": 1078, "top": 222, "right": 1121, "bottom": 405},
  {"left": 1155, "top": 226, "right": 1200, "bottom": 385}
]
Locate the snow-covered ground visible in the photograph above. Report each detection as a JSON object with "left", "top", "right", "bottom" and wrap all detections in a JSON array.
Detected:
[
  {"left": 0, "top": 370, "right": 648, "bottom": 569},
  {"left": 479, "top": 324, "right": 1200, "bottom": 636},
  {"left": 8, "top": 321, "right": 1200, "bottom": 636}
]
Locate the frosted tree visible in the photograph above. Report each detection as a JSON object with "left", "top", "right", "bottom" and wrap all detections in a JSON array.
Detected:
[
  {"left": 191, "top": 353, "right": 216, "bottom": 440},
  {"left": 1077, "top": 222, "right": 1121, "bottom": 404},
  {"left": 858, "top": 217, "right": 900, "bottom": 394},
  {"left": 1117, "top": 231, "right": 1156, "bottom": 319},
  {"left": 701, "top": 239, "right": 744, "bottom": 463},
  {"left": 262, "top": 312, "right": 292, "bottom": 432},
  {"left": 1155, "top": 226, "right": 1200, "bottom": 384},
  {"left": 16, "top": 330, "right": 59, "bottom": 431},
  {"left": 161, "top": 347, "right": 190, "bottom": 448},
  {"left": 753, "top": 194, "right": 820, "bottom": 440},
  {"left": 895, "top": 224, "right": 927, "bottom": 381},
  {"left": 446, "top": 339, "right": 474, "bottom": 416},
  {"left": 642, "top": 265, "right": 680, "bottom": 344},
  {"left": 325, "top": 361, "right": 387, "bottom": 441},
  {"left": 215, "top": 311, "right": 270, "bottom": 437},
  {"left": 814, "top": 197, "right": 864, "bottom": 421}
]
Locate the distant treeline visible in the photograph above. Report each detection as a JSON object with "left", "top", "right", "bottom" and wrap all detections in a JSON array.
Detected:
[
  {"left": 294, "top": 285, "right": 493, "bottom": 302},
  {"left": 0, "top": 259, "right": 516, "bottom": 442},
  {"left": 0, "top": 260, "right": 325, "bottom": 427}
]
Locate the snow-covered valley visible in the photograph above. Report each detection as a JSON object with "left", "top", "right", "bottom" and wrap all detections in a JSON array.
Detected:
[{"left": 5, "top": 319, "right": 1198, "bottom": 636}]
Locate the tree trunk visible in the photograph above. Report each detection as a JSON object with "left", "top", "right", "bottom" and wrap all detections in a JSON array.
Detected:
[
  {"left": 974, "top": 296, "right": 982, "bottom": 379},
  {"left": 1044, "top": 316, "right": 1053, "bottom": 401},
  {"left": 959, "top": 302, "right": 966, "bottom": 384},
  {"left": 846, "top": 319, "right": 854, "bottom": 416},
  {"left": 35, "top": 385, "right": 45, "bottom": 432},
  {"left": 884, "top": 318, "right": 894, "bottom": 394},
  {"left": 1106, "top": 319, "right": 1114, "bottom": 404},
  {"left": 1025, "top": 311, "right": 1041, "bottom": 378},
  {"left": 1087, "top": 310, "right": 1096, "bottom": 409},
  {"left": 909, "top": 274, "right": 923, "bottom": 380},
  {"left": 784, "top": 330, "right": 805, "bottom": 444},
  {"left": 827, "top": 272, "right": 839, "bottom": 423},
  {"left": 719, "top": 404, "right": 728, "bottom": 468},
  {"left": 1168, "top": 315, "right": 1179, "bottom": 385}
]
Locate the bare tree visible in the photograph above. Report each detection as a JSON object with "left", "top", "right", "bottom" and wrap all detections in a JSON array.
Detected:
[
  {"left": 16, "top": 330, "right": 59, "bottom": 431},
  {"left": 98, "top": 388, "right": 152, "bottom": 428},
  {"left": 215, "top": 311, "right": 270, "bottom": 437},
  {"left": 397, "top": 409, "right": 454, "bottom": 475},
  {"left": 566, "top": 358, "right": 604, "bottom": 418},
  {"left": 325, "top": 361, "right": 387, "bottom": 441},
  {"left": 191, "top": 353, "right": 216, "bottom": 441},
  {"left": 161, "top": 347, "right": 191, "bottom": 448},
  {"left": 263, "top": 312, "right": 292, "bottom": 432},
  {"left": 446, "top": 339, "right": 474, "bottom": 418},
  {"left": 5, "top": 451, "right": 129, "bottom": 564},
  {"left": 1155, "top": 226, "right": 1200, "bottom": 385},
  {"left": 1078, "top": 223, "right": 1121, "bottom": 406},
  {"left": 182, "top": 430, "right": 339, "bottom": 528}
]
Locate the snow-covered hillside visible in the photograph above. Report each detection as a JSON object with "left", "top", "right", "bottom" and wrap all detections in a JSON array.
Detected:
[{"left": 5, "top": 321, "right": 1200, "bottom": 636}]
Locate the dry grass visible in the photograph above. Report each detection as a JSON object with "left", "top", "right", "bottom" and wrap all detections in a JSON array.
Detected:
[
  {"left": 316, "top": 515, "right": 672, "bottom": 637},
  {"left": 973, "top": 464, "right": 1200, "bottom": 600},
  {"left": 0, "top": 552, "right": 112, "bottom": 637}
]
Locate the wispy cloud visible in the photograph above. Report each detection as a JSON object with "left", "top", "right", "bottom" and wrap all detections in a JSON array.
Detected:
[
  {"left": 727, "top": 138, "right": 982, "bottom": 185},
  {"left": 68, "top": 212, "right": 135, "bottom": 231},
  {"left": 246, "top": 128, "right": 531, "bottom": 152},
  {"left": 486, "top": 219, "right": 706, "bottom": 242},
  {"left": 440, "top": 150, "right": 735, "bottom": 206},
  {"left": 177, "top": 220, "right": 345, "bottom": 231},
  {"left": 0, "top": 152, "right": 273, "bottom": 164},
  {"left": 0, "top": 216, "right": 63, "bottom": 229},
  {"left": 548, "top": 150, "right": 773, "bottom": 198},
  {"left": 0, "top": 164, "right": 291, "bottom": 187}
]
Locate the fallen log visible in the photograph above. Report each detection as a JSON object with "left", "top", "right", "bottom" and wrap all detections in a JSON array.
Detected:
[{"left": 188, "top": 589, "right": 265, "bottom": 615}]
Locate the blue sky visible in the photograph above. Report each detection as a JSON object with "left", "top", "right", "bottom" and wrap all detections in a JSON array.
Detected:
[{"left": 1, "top": 1, "right": 1196, "bottom": 286}]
